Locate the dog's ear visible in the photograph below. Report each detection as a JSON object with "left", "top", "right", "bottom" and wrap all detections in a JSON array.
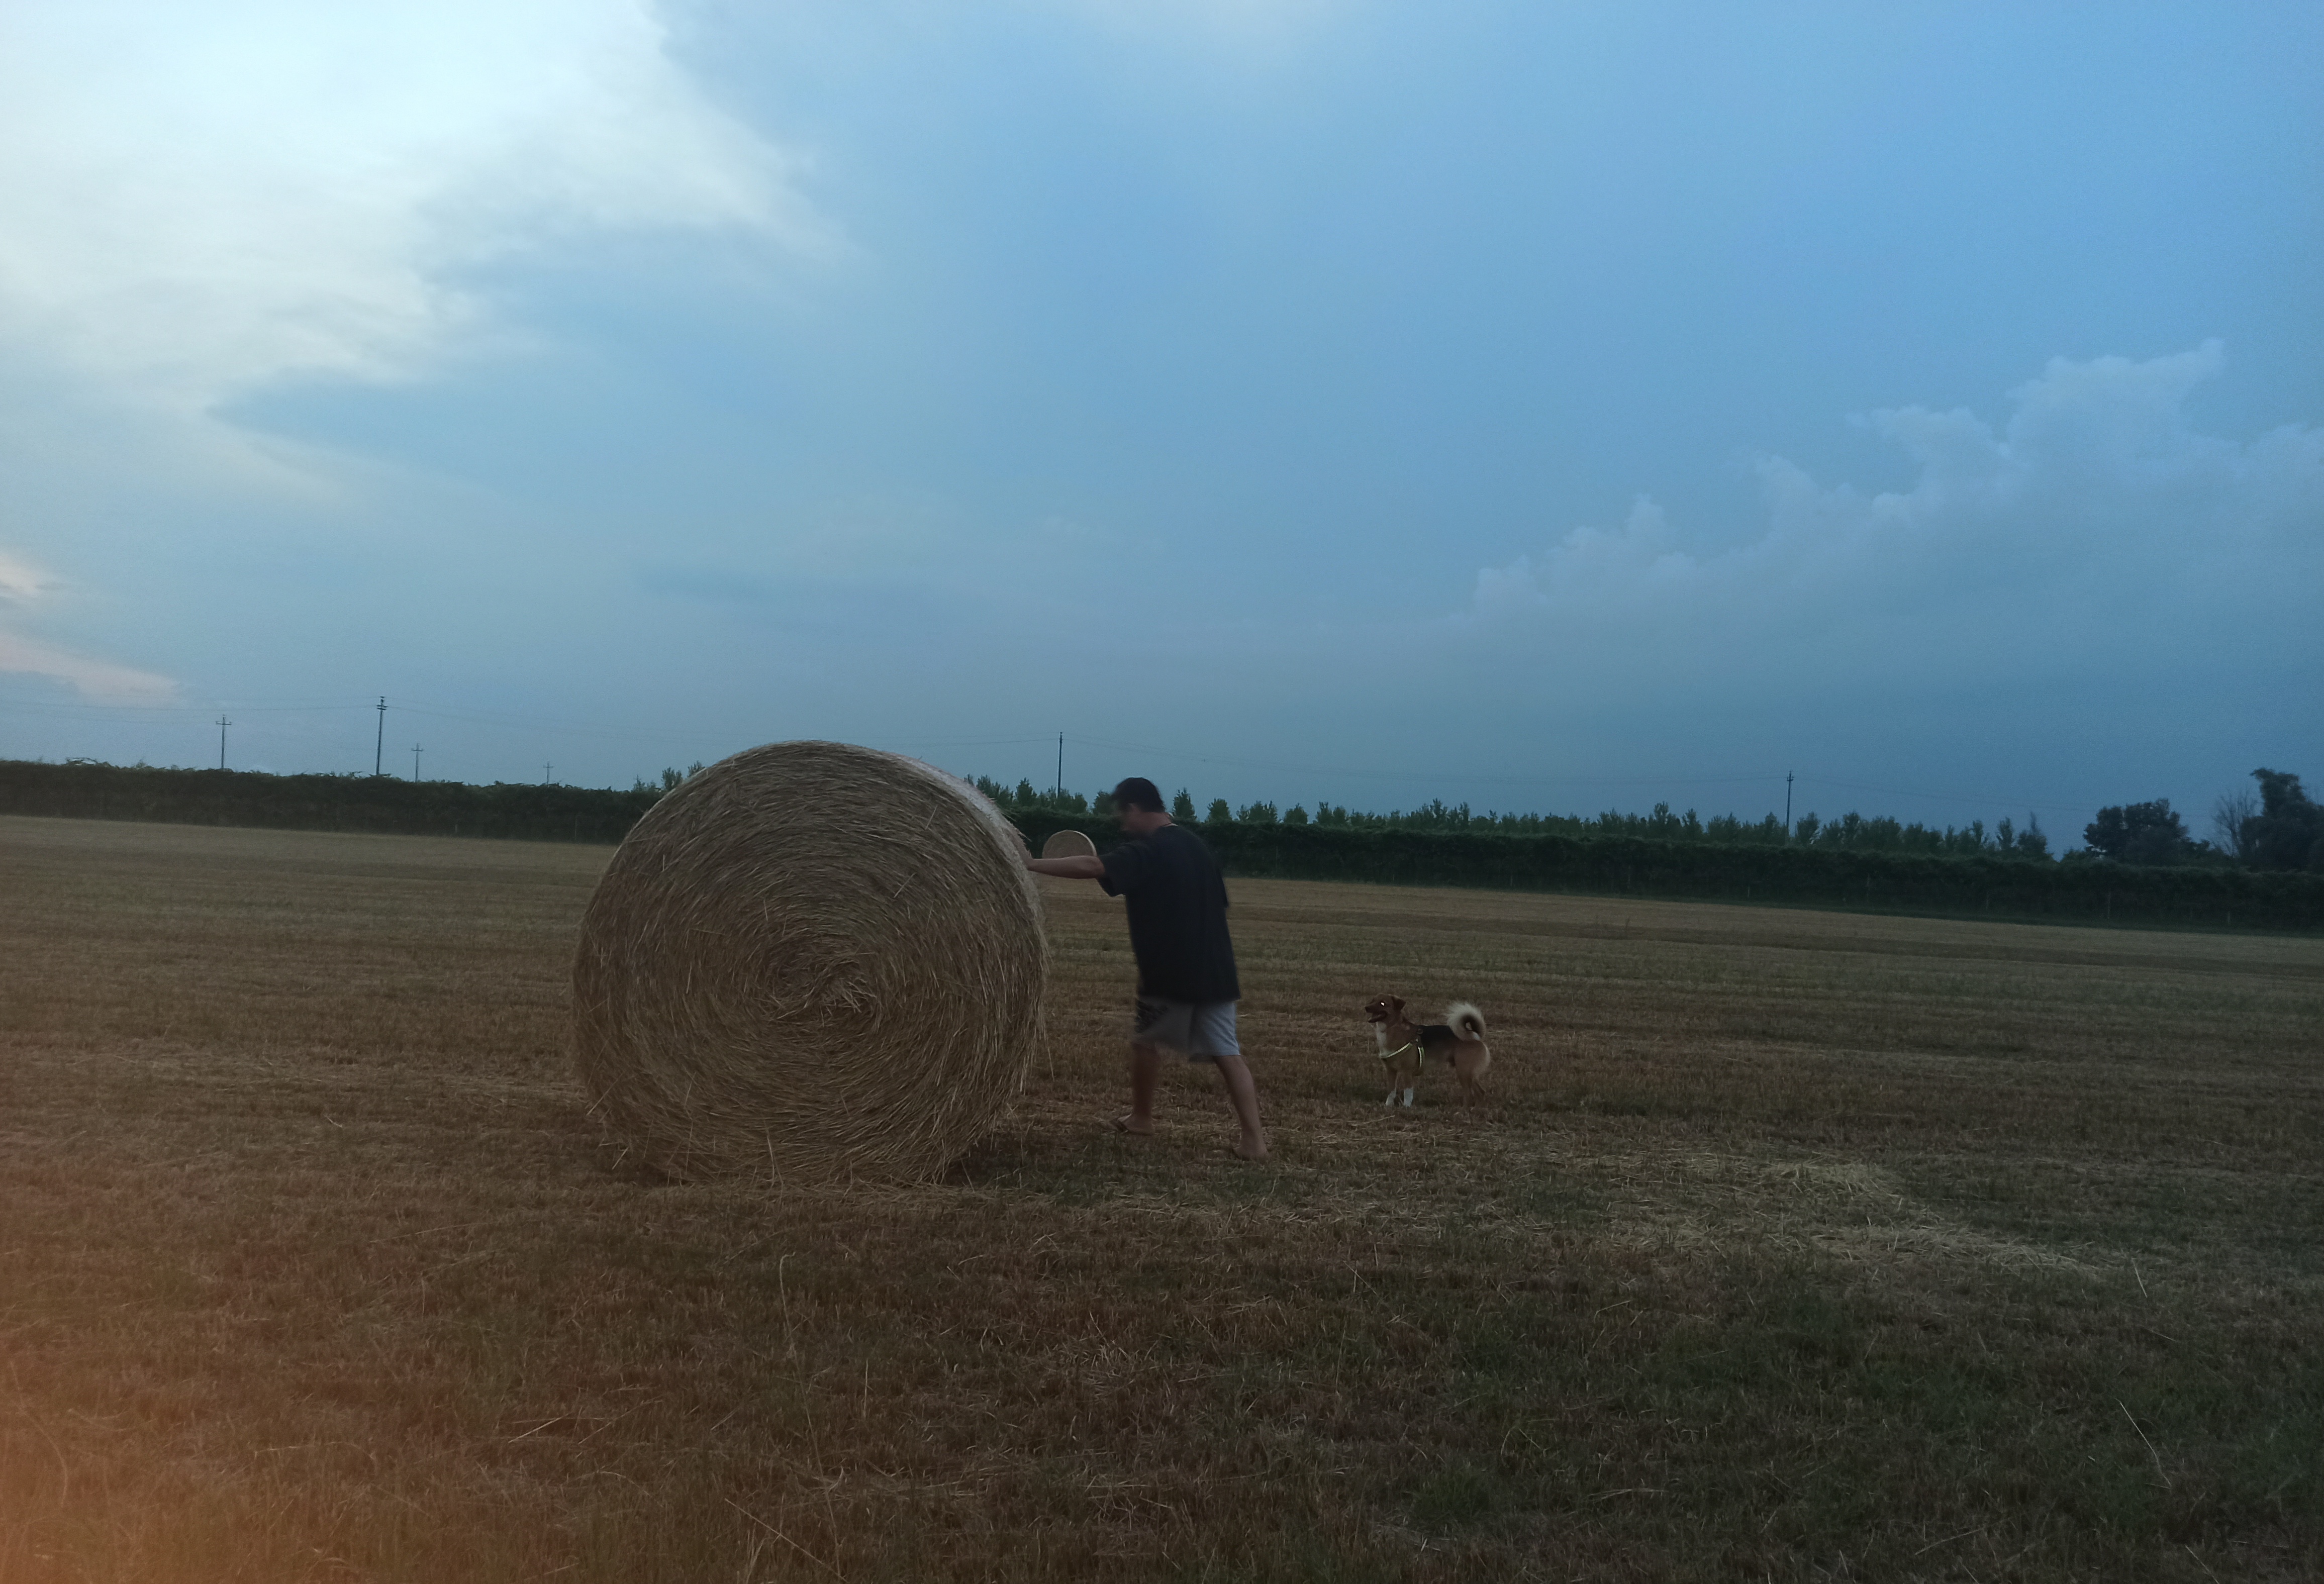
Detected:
[{"left": 1391, "top": 996, "right": 1405, "bottom": 1014}]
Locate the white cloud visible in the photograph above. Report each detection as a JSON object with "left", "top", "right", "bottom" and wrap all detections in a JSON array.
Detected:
[
  {"left": 0, "top": 551, "right": 52, "bottom": 606},
  {"left": 0, "top": 0, "right": 820, "bottom": 420},
  {"left": 1467, "top": 343, "right": 2324, "bottom": 698},
  {"left": 0, "top": 550, "right": 177, "bottom": 702},
  {"left": 0, "top": 633, "right": 179, "bottom": 705}
]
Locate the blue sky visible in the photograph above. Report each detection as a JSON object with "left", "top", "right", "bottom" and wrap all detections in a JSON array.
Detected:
[{"left": 2, "top": 1, "right": 2318, "bottom": 839}]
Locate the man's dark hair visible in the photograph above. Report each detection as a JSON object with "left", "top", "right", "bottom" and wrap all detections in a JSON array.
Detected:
[{"left": 1113, "top": 777, "right": 1166, "bottom": 814}]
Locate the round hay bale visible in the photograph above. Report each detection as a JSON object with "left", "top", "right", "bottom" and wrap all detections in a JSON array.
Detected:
[
  {"left": 1040, "top": 828, "right": 1098, "bottom": 860},
  {"left": 572, "top": 741, "right": 1046, "bottom": 1180}
]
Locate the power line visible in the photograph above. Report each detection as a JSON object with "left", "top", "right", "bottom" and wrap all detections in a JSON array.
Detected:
[
  {"left": 1067, "top": 731, "right": 1789, "bottom": 789},
  {"left": 0, "top": 688, "right": 2105, "bottom": 818},
  {"left": 1059, "top": 733, "right": 2100, "bottom": 816},
  {"left": 391, "top": 700, "right": 717, "bottom": 745},
  {"left": 1794, "top": 774, "right": 2097, "bottom": 817},
  {"left": 0, "top": 696, "right": 375, "bottom": 720}
]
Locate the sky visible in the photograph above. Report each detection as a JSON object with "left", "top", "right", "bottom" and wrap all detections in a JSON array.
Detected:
[{"left": 2, "top": 0, "right": 2318, "bottom": 841}]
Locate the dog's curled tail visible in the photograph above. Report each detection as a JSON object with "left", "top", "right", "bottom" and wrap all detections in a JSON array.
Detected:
[{"left": 1444, "top": 1002, "right": 1486, "bottom": 1041}]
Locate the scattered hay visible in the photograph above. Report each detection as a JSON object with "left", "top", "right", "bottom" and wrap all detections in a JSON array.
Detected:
[
  {"left": 572, "top": 741, "right": 1046, "bottom": 1180},
  {"left": 1761, "top": 1159, "right": 1906, "bottom": 1202}
]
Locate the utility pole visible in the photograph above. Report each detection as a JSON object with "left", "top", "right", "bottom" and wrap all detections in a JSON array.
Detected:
[
  {"left": 1784, "top": 771, "right": 1794, "bottom": 836},
  {"left": 411, "top": 743, "right": 423, "bottom": 782},
  {"left": 375, "top": 696, "right": 388, "bottom": 776},
  {"left": 1056, "top": 732, "right": 1063, "bottom": 803},
  {"left": 216, "top": 714, "right": 231, "bottom": 770},
  {"left": 543, "top": 761, "right": 553, "bottom": 785}
]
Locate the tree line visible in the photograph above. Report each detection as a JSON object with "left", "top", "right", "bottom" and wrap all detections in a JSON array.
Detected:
[
  {"left": 978, "top": 778, "right": 2050, "bottom": 858},
  {"left": 7, "top": 756, "right": 2316, "bottom": 930},
  {"left": 2080, "top": 769, "right": 2322, "bottom": 873},
  {"left": 980, "top": 767, "right": 2324, "bottom": 875},
  {"left": 0, "top": 759, "right": 658, "bottom": 844},
  {"left": 1005, "top": 807, "right": 2320, "bottom": 932}
]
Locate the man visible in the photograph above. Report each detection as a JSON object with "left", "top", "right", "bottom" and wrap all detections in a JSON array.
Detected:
[{"left": 1021, "top": 777, "right": 1268, "bottom": 1160}]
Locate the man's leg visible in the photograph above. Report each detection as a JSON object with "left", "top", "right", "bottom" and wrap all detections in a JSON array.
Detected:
[
  {"left": 1118, "top": 1040, "right": 1163, "bottom": 1135},
  {"left": 1213, "top": 1053, "right": 1268, "bottom": 1160}
]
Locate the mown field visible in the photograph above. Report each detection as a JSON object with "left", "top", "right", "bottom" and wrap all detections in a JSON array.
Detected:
[{"left": 1, "top": 815, "right": 2318, "bottom": 1582}]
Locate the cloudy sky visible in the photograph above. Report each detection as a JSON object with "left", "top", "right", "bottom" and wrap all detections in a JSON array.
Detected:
[{"left": 3, "top": 1, "right": 2318, "bottom": 836}]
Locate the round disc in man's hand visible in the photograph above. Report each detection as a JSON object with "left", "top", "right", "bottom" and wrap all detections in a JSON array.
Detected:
[{"left": 1042, "top": 830, "right": 1098, "bottom": 860}]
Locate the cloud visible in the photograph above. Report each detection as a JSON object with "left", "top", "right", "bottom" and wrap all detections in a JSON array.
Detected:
[
  {"left": 0, "top": 633, "right": 180, "bottom": 705},
  {"left": 0, "top": 551, "right": 53, "bottom": 606},
  {"left": 1466, "top": 343, "right": 2324, "bottom": 701},
  {"left": 0, "top": 0, "right": 820, "bottom": 420},
  {"left": 0, "top": 550, "right": 178, "bottom": 703}
]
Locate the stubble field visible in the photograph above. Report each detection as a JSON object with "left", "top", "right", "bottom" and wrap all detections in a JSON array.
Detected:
[{"left": 1, "top": 815, "right": 2319, "bottom": 1582}]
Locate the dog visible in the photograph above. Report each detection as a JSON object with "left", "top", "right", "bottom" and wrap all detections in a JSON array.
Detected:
[{"left": 1363, "top": 995, "right": 1491, "bottom": 1106}]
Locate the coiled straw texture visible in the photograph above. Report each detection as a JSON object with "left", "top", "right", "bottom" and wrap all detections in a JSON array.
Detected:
[{"left": 573, "top": 741, "right": 1047, "bottom": 1180}]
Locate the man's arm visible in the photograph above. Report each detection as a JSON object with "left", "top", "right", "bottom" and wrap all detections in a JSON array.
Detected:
[{"left": 1023, "top": 854, "right": 1106, "bottom": 880}]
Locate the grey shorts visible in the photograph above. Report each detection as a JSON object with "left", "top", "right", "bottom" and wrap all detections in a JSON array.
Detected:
[{"left": 1131, "top": 997, "right": 1240, "bottom": 1062}]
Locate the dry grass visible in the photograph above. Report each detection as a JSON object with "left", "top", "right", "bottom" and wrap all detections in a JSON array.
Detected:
[{"left": 1, "top": 815, "right": 2318, "bottom": 1583}]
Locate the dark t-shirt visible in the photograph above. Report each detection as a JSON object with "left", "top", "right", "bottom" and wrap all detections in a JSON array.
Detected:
[{"left": 1098, "top": 822, "right": 1241, "bottom": 1004}]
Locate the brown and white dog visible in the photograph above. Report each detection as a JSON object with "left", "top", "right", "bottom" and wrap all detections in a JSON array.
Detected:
[{"left": 1363, "top": 995, "right": 1491, "bottom": 1106}]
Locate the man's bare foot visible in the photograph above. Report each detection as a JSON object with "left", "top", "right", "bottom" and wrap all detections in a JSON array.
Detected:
[
  {"left": 1233, "top": 1137, "right": 1269, "bottom": 1161},
  {"left": 1107, "top": 1115, "right": 1154, "bottom": 1136}
]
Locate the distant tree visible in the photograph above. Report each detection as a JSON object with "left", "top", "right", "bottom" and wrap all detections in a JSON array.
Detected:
[
  {"left": 1016, "top": 778, "right": 1039, "bottom": 807},
  {"left": 1171, "top": 788, "right": 1197, "bottom": 821},
  {"left": 2211, "top": 786, "right": 2259, "bottom": 863},
  {"left": 659, "top": 766, "right": 684, "bottom": 791},
  {"left": 2082, "top": 805, "right": 2127, "bottom": 857},
  {"left": 1238, "top": 800, "right": 1278, "bottom": 825},
  {"left": 1859, "top": 815, "right": 1906, "bottom": 851},
  {"left": 2084, "top": 799, "right": 2190, "bottom": 864},
  {"left": 1793, "top": 813, "right": 1821, "bottom": 846},
  {"left": 1285, "top": 804, "right": 1309, "bottom": 825},
  {"left": 2244, "top": 768, "right": 2323, "bottom": 871},
  {"left": 1092, "top": 789, "right": 1116, "bottom": 819},
  {"left": 1206, "top": 798, "right": 1233, "bottom": 825},
  {"left": 2119, "top": 806, "right": 2188, "bottom": 865},
  {"left": 2014, "top": 813, "right": 2050, "bottom": 860}
]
